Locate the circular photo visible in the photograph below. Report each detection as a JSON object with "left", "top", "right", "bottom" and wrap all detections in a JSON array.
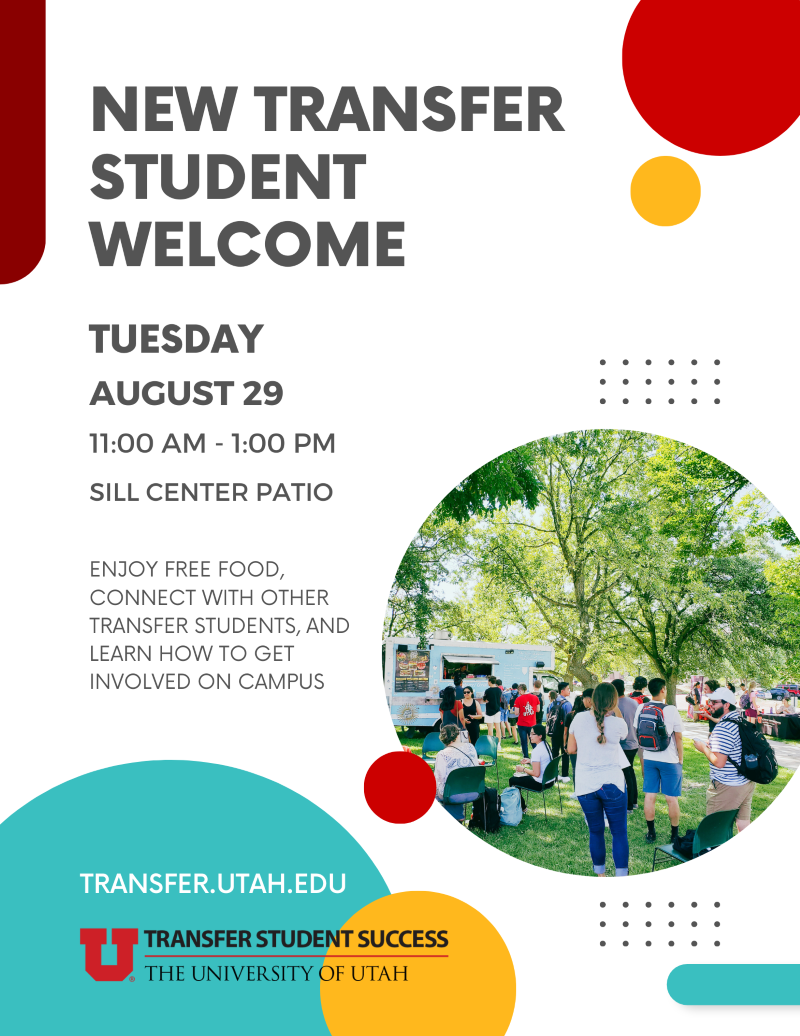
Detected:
[{"left": 383, "top": 429, "right": 799, "bottom": 876}]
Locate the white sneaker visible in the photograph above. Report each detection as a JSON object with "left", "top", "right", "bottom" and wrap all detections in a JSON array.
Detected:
[{"left": 558, "top": 776, "right": 571, "bottom": 783}]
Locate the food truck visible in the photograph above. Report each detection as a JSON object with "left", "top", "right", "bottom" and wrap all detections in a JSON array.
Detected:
[{"left": 383, "top": 636, "right": 558, "bottom": 731}]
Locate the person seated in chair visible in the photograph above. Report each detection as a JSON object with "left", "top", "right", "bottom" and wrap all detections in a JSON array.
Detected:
[
  {"left": 508, "top": 724, "right": 555, "bottom": 808},
  {"left": 434, "top": 724, "right": 480, "bottom": 821}
]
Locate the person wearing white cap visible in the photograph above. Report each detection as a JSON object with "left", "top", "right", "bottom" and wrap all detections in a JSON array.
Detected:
[{"left": 692, "top": 686, "right": 755, "bottom": 832}]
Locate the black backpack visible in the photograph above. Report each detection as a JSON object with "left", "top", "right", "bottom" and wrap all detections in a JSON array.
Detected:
[
  {"left": 672, "top": 829, "right": 715, "bottom": 859},
  {"left": 546, "top": 701, "right": 564, "bottom": 738},
  {"left": 637, "top": 701, "right": 670, "bottom": 752},
  {"left": 672, "top": 829, "right": 696, "bottom": 858},
  {"left": 469, "top": 788, "right": 500, "bottom": 833},
  {"left": 717, "top": 717, "right": 778, "bottom": 785}
]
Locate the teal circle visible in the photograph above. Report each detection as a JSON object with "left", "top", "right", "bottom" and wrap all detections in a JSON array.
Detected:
[{"left": 0, "top": 761, "right": 389, "bottom": 1034}]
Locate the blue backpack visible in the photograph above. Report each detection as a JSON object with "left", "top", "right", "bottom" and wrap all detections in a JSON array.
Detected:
[{"left": 499, "top": 786, "right": 523, "bottom": 827}]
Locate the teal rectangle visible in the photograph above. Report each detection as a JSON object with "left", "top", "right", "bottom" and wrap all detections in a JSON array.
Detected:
[{"left": 669, "top": 965, "right": 800, "bottom": 1005}]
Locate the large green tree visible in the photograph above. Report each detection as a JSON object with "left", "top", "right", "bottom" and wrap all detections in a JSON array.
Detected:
[
  {"left": 387, "top": 430, "right": 792, "bottom": 698},
  {"left": 457, "top": 430, "right": 650, "bottom": 683},
  {"left": 764, "top": 552, "right": 800, "bottom": 679},
  {"left": 609, "top": 534, "right": 783, "bottom": 702},
  {"left": 385, "top": 445, "right": 542, "bottom": 644},
  {"left": 605, "top": 439, "right": 781, "bottom": 701}
]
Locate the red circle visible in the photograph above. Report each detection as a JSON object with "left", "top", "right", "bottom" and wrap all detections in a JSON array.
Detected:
[
  {"left": 623, "top": 0, "right": 800, "bottom": 155},
  {"left": 363, "top": 751, "right": 436, "bottom": 824}
]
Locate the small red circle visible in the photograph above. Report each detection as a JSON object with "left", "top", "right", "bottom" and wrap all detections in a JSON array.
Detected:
[
  {"left": 364, "top": 751, "right": 436, "bottom": 824},
  {"left": 623, "top": 0, "right": 800, "bottom": 155}
]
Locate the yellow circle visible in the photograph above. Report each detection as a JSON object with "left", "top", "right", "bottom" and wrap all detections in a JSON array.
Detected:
[
  {"left": 320, "top": 891, "right": 515, "bottom": 1036},
  {"left": 630, "top": 156, "right": 701, "bottom": 226}
]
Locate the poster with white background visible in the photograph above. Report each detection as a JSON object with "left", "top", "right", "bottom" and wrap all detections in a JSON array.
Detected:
[{"left": 2, "top": 1, "right": 799, "bottom": 1032}]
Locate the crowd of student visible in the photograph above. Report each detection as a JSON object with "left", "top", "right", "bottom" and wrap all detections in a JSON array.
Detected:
[{"left": 433, "top": 674, "right": 767, "bottom": 876}]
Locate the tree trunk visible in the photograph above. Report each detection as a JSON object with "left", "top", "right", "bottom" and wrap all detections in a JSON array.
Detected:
[
  {"left": 570, "top": 660, "right": 599, "bottom": 688},
  {"left": 564, "top": 638, "right": 598, "bottom": 688},
  {"left": 666, "top": 672, "right": 678, "bottom": 707}
]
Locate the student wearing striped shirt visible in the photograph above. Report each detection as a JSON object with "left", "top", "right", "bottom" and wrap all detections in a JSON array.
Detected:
[{"left": 692, "top": 686, "right": 755, "bottom": 832}]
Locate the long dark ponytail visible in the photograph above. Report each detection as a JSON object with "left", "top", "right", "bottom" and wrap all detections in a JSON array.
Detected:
[{"left": 592, "top": 683, "right": 618, "bottom": 744}]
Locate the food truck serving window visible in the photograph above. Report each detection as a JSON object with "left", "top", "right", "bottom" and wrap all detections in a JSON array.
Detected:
[{"left": 442, "top": 654, "right": 497, "bottom": 680}]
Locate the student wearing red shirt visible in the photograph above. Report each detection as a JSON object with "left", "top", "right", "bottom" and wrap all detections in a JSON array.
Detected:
[{"left": 514, "top": 682, "right": 539, "bottom": 759}]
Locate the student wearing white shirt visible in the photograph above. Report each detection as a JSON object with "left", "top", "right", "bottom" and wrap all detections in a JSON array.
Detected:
[
  {"left": 633, "top": 678, "right": 684, "bottom": 845},
  {"left": 567, "top": 683, "right": 629, "bottom": 877},
  {"left": 508, "top": 725, "right": 555, "bottom": 800}
]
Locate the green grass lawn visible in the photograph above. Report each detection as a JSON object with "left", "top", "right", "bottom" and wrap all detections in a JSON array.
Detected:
[{"left": 398, "top": 727, "right": 794, "bottom": 876}]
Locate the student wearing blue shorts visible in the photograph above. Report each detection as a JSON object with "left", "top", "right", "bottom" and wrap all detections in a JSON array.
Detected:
[{"left": 634, "top": 678, "right": 684, "bottom": 845}]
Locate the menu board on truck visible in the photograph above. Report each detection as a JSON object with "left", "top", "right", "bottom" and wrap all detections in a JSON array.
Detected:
[{"left": 395, "top": 650, "right": 430, "bottom": 694}]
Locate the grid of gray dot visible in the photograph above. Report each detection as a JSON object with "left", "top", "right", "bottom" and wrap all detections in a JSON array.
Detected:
[
  {"left": 597, "top": 900, "right": 722, "bottom": 947},
  {"left": 598, "top": 359, "right": 721, "bottom": 405}
]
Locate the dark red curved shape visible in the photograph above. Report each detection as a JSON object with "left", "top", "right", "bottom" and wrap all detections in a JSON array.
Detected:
[{"left": 0, "top": 2, "right": 45, "bottom": 284}]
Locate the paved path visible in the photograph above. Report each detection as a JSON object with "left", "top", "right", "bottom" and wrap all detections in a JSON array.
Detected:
[{"left": 682, "top": 719, "right": 800, "bottom": 771}]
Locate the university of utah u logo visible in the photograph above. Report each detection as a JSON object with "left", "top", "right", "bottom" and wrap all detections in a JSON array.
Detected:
[{"left": 80, "top": 928, "right": 138, "bottom": 981}]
